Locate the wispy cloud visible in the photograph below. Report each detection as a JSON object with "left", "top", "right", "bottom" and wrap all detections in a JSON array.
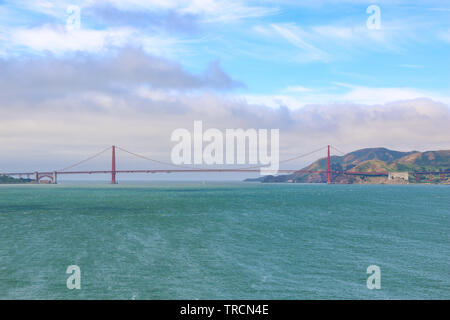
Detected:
[
  {"left": 332, "top": 82, "right": 436, "bottom": 104},
  {"left": 11, "top": 24, "right": 134, "bottom": 53},
  {"left": 8, "top": 0, "right": 278, "bottom": 24},
  {"left": 4, "top": 24, "right": 195, "bottom": 58},
  {"left": 270, "top": 23, "right": 330, "bottom": 62},
  {"left": 243, "top": 82, "right": 450, "bottom": 109},
  {"left": 251, "top": 17, "right": 422, "bottom": 65}
]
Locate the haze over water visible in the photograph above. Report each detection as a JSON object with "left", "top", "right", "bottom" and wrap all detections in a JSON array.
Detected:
[{"left": 0, "top": 182, "right": 448, "bottom": 299}]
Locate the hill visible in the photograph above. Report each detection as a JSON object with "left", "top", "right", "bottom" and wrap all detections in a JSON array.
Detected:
[
  {"left": 0, "top": 175, "right": 33, "bottom": 184},
  {"left": 247, "top": 148, "right": 450, "bottom": 184}
]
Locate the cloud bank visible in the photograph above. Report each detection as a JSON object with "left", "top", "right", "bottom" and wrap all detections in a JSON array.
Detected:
[{"left": 0, "top": 48, "right": 448, "bottom": 173}]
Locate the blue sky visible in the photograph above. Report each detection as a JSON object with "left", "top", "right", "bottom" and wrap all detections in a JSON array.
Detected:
[
  {"left": 0, "top": 1, "right": 449, "bottom": 177},
  {"left": 1, "top": 0, "right": 449, "bottom": 104}
]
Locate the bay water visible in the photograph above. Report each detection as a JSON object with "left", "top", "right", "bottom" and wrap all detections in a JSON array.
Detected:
[{"left": 0, "top": 182, "right": 448, "bottom": 299}]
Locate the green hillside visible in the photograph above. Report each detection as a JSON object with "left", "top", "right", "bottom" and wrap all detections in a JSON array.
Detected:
[{"left": 0, "top": 175, "right": 33, "bottom": 184}]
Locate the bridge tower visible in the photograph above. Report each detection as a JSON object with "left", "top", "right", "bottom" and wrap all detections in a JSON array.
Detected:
[
  {"left": 111, "top": 145, "right": 117, "bottom": 184},
  {"left": 327, "top": 145, "right": 331, "bottom": 184}
]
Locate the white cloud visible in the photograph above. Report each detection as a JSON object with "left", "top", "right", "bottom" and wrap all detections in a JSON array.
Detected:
[
  {"left": 310, "top": 24, "right": 397, "bottom": 45},
  {"left": 0, "top": 0, "right": 278, "bottom": 57},
  {"left": 241, "top": 94, "right": 306, "bottom": 109},
  {"left": 271, "top": 23, "right": 329, "bottom": 62},
  {"left": 11, "top": 0, "right": 278, "bottom": 23},
  {"left": 242, "top": 83, "right": 450, "bottom": 109},
  {"left": 0, "top": 47, "right": 241, "bottom": 100},
  {"left": 7, "top": 24, "right": 189, "bottom": 57},
  {"left": 11, "top": 25, "right": 132, "bottom": 53},
  {"left": 103, "top": 0, "right": 278, "bottom": 22},
  {"left": 333, "top": 82, "right": 450, "bottom": 105},
  {"left": 252, "top": 18, "right": 421, "bottom": 64},
  {"left": 311, "top": 25, "right": 358, "bottom": 40}
]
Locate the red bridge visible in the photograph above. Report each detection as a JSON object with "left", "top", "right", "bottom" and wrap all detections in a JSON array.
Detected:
[{"left": 0, "top": 145, "right": 448, "bottom": 184}]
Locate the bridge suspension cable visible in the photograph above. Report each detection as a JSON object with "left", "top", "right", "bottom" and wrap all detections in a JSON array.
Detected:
[
  {"left": 331, "top": 145, "right": 346, "bottom": 156},
  {"left": 116, "top": 145, "right": 328, "bottom": 171},
  {"left": 232, "top": 146, "right": 328, "bottom": 170},
  {"left": 115, "top": 146, "right": 195, "bottom": 169},
  {"left": 59, "top": 146, "right": 112, "bottom": 171},
  {"left": 57, "top": 144, "right": 332, "bottom": 173},
  {"left": 279, "top": 146, "right": 328, "bottom": 164}
]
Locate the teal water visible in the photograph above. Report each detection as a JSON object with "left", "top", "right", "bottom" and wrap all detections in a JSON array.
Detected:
[{"left": 0, "top": 182, "right": 448, "bottom": 299}]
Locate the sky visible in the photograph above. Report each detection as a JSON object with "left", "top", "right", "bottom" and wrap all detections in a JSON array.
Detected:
[{"left": 0, "top": 0, "right": 449, "bottom": 180}]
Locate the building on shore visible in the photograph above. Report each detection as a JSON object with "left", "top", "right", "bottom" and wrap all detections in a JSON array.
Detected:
[{"left": 387, "top": 172, "right": 409, "bottom": 184}]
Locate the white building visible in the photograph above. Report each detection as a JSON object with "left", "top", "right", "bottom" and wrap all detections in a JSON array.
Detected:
[{"left": 388, "top": 172, "right": 409, "bottom": 181}]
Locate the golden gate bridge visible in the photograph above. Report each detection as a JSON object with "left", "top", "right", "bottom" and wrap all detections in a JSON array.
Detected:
[{"left": 0, "top": 145, "right": 448, "bottom": 184}]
